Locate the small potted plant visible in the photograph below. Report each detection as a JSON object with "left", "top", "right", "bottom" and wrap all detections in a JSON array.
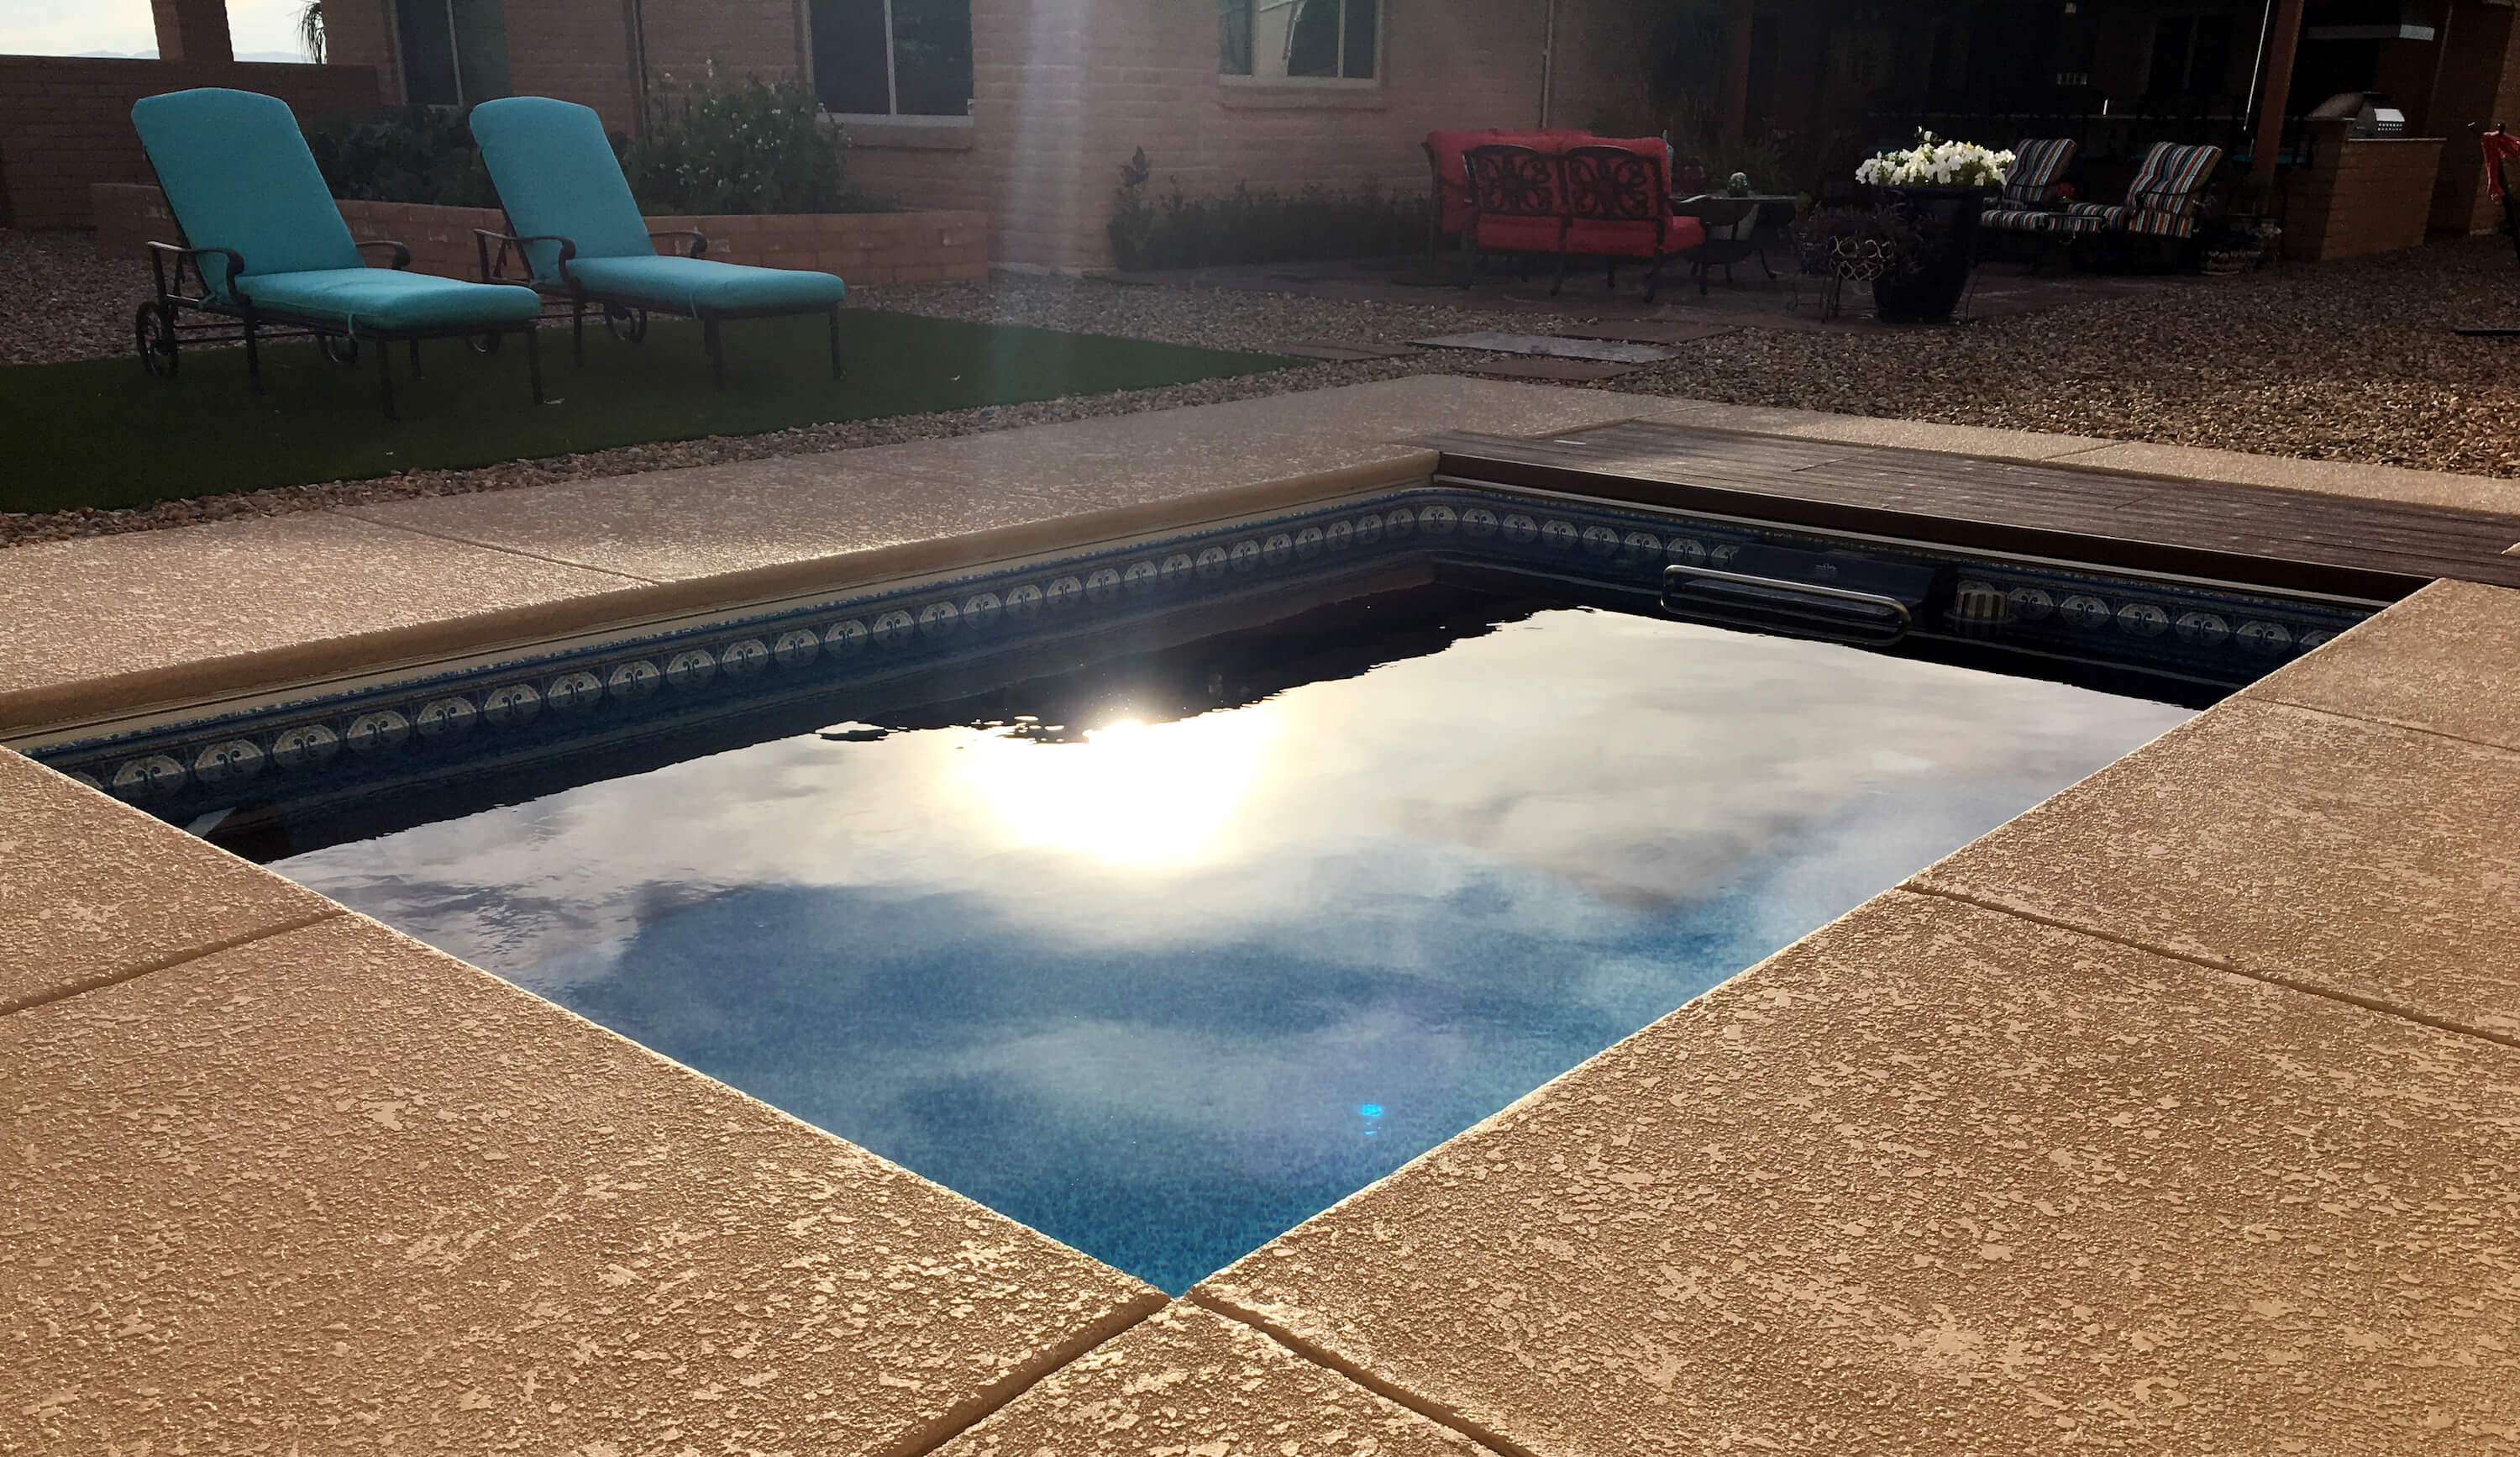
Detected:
[{"left": 1855, "top": 131, "right": 2014, "bottom": 322}]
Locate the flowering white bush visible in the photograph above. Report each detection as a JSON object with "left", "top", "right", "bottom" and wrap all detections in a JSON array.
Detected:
[{"left": 1856, "top": 132, "right": 2015, "bottom": 189}]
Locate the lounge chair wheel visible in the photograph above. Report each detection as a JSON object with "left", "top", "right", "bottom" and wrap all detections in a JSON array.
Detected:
[
  {"left": 603, "top": 305, "right": 648, "bottom": 344},
  {"left": 134, "top": 303, "right": 178, "bottom": 380},
  {"left": 318, "top": 334, "right": 360, "bottom": 367}
]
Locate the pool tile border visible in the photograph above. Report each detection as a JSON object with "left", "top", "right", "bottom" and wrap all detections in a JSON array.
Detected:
[{"left": 22, "top": 484, "right": 2366, "bottom": 836}]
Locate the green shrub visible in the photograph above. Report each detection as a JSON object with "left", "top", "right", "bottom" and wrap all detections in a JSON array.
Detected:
[
  {"left": 622, "top": 74, "right": 889, "bottom": 215},
  {"left": 1108, "top": 148, "right": 1429, "bottom": 271},
  {"left": 1661, "top": 103, "right": 1795, "bottom": 198},
  {"left": 306, "top": 106, "right": 497, "bottom": 208},
  {"left": 304, "top": 74, "right": 892, "bottom": 217}
]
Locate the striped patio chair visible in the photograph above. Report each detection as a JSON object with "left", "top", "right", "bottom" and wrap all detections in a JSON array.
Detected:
[
  {"left": 1980, "top": 138, "right": 2078, "bottom": 236},
  {"left": 2060, "top": 142, "right": 2223, "bottom": 239}
]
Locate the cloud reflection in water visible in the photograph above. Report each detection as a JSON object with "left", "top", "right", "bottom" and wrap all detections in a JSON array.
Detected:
[{"left": 281, "top": 607, "right": 2192, "bottom": 1291}]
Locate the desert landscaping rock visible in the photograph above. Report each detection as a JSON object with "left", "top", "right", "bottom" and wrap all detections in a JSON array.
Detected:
[{"left": 10, "top": 230, "right": 2520, "bottom": 546}]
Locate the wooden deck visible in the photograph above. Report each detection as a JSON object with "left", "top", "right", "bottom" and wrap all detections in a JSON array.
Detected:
[{"left": 1426, "top": 422, "right": 2520, "bottom": 600}]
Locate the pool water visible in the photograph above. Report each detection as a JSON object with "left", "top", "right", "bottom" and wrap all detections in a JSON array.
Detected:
[{"left": 276, "top": 586, "right": 2193, "bottom": 1291}]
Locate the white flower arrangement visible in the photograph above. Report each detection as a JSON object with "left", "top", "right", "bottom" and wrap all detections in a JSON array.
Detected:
[{"left": 1856, "top": 131, "right": 2016, "bottom": 190}]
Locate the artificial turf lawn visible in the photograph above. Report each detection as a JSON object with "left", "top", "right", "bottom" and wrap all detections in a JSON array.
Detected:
[{"left": 0, "top": 309, "right": 1293, "bottom": 514}]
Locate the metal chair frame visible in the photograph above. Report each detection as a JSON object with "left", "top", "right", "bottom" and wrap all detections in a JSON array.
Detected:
[
  {"left": 2454, "top": 141, "right": 2520, "bottom": 338},
  {"left": 475, "top": 224, "right": 843, "bottom": 390},
  {"left": 134, "top": 237, "right": 545, "bottom": 422}
]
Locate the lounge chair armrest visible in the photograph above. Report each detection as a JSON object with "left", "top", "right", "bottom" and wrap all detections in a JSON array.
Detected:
[
  {"left": 354, "top": 239, "right": 414, "bottom": 271},
  {"left": 144, "top": 239, "right": 245, "bottom": 302},
  {"left": 473, "top": 228, "right": 576, "bottom": 284},
  {"left": 649, "top": 229, "right": 710, "bottom": 257}
]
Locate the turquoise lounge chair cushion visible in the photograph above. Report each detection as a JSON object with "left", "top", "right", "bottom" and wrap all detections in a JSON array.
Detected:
[
  {"left": 564, "top": 255, "right": 848, "bottom": 313},
  {"left": 470, "top": 96, "right": 657, "bottom": 279},
  {"left": 131, "top": 88, "right": 363, "bottom": 298},
  {"left": 239, "top": 268, "right": 543, "bottom": 332}
]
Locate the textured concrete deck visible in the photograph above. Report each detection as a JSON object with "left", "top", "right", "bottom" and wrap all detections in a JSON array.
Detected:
[
  {"left": 2, "top": 907, "right": 1161, "bottom": 1454},
  {"left": 934, "top": 1303, "right": 1483, "bottom": 1456},
  {"left": 0, "top": 377, "right": 1692, "bottom": 735},
  {"left": 0, "top": 747, "right": 337, "bottom": 1014},
  {"left": 5, "top": 380, "right": 2517, "bottom": 1454},
  {"left": 1196, "top": 892, "right": 2520, "bottom": 1453}
]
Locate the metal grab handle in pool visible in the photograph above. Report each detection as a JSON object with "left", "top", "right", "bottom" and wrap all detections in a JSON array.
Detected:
[{"left": 1660, "top": 563, "right": 1914, "bottom": 645}]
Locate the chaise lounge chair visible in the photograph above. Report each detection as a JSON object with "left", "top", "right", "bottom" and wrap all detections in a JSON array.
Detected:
[
  {"left": 469, "top": 96, "right": 848, "bottom": 388},
  {"left": 1979, "top": 138, "right": 2080, "bottom": 241},
  {"left": 129, "top": 87, "right": 545, "bottom": 419},
  {"left": 2060, "top": 141, "right": 2224, "bottom": 267}
]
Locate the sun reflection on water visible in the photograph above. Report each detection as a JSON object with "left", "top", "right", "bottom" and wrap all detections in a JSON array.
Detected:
[{"left": 952, "top": 708, "right": 1280, "bottom": 867}]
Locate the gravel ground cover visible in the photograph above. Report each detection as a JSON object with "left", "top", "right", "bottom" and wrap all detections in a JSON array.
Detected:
[
  {"left": 1608, "top": 236, "right": 2520, "bottom": 480},
  {"left": 7, "top": 226, "right": 2519, "bottom": 546},
  {"left": 0, "top": 229, "right": 158, "bottom": 367}
]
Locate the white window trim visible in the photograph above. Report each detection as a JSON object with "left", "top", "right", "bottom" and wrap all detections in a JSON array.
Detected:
[
  {"left": 1220, "top": 73, "right": 1380, "bottom": 90},
  {"left": 804, "top": 0, "right": 974, "bottom": 122},
  {"left": 819, "top": 110, "right": 974, "bottom": 127},
  {"left": 1226, "top": 0, "right": 1385, "bottom": 87}
]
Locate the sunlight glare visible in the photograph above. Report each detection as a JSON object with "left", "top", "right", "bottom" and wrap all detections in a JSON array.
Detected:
[{"left": 955, "top": 710, "right": 1278, "bottom": 868}]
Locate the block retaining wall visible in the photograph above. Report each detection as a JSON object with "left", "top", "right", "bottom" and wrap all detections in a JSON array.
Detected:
[
  {"left": 0, "top": 57, "right": 379, "bottom": 230},
  {"left": 92, "top": 184, "right": 990, "bottom": 285}
]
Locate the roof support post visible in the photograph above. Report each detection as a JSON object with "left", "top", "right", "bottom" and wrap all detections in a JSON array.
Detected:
[
  {"left": 1720, "top": 0, "right": 1755, "bottom": 143},
  {"left": 2252, "top": 0, "right": 2309, "bottom": 181},
  {"left": 152, "top": 0, "right": 236, "bottom": 66}
]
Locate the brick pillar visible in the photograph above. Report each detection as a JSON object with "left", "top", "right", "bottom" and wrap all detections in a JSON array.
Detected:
[
  {"left": 2251, "top": 0, "right": 2306, "bottom": 183},
  {"left": 1719, "top": 0, "right": 1754, "bottom": 143},
  {"left": 153, "top": 0, "right": 236, "bottom": 66}
]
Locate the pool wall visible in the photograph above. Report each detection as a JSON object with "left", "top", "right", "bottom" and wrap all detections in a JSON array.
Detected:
[{"left": 19, "top": 482, "right": 2368, "bottom": 837}]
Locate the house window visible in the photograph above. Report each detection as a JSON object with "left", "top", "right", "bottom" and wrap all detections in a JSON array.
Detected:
[
  {"left": 2147, "top": 12, "right": 2234, "bottom": 97},
  {"left": 1221, "top": 0, "right": 1378, "bottom": 81},
  {"left": 811, "top": 0, "right": 974, "bottom": 118},
  {"left": 394, "top": 0, "right": 509, "bottom": 108}
]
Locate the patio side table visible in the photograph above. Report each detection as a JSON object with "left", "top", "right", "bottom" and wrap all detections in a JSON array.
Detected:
[{"left": 1673, "top": 193, "right": 1798, "bottom": 285}]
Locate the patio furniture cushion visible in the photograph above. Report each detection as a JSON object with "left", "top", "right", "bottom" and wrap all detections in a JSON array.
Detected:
[
  {"left": 130, "top": 88, "right": 364, "bottom": 299},
  {"left": 562, "top": 255, "right": 848, "bottom": 313},
  {"left": 2124, "top": 141, "right": 2222, "bottom": 238},
  {"left": 1999, "top": 138, "right": 2077, "bottom": 209},
  {"left": 1982, "top": 207, "right": 2063, "bottom": 234},
  {"left": 1566, "top": 215, "right": 1709, "bottom": 258},
  {"left": 470, "top": 96, "right": 659, "bottom": 279},
  {"left": 1427, "top": 129, "right": 1657, "bottom": 235},
  {"left": 1473, "top": 216, "right": 1569, "bottom": 255},
  {"left": 235, "top": 268, "right": 544, "bottom": 332},
  {"left": 2060, "top": 203, "right": 2124, "bottom": 234},
  {"left": 2064, "top": 143, "right": 2223, "bottom": 241}
]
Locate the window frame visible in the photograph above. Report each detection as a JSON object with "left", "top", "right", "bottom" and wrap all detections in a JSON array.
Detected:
[
  {"left": 1220, "top": 0, "right": 1384, "bottom": 89},
  {"left": 390, "top": 0, "right": 510, "bottom": 109},
  {"left": 2145, "top": 8, "right": 2237, "bottom": 99},
  {"left": 809, "top": 0, "right": 977, "bottom": 127}
]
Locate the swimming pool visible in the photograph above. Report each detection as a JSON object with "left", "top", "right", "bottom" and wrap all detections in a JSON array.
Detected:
[{"left": 34, "top": 487, "right": 2370, "bottom": 1291}]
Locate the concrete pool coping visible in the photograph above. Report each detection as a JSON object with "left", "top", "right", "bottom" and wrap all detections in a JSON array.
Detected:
[{"left": 4, "top": 376, "right": 2516, "bottom": 1453}]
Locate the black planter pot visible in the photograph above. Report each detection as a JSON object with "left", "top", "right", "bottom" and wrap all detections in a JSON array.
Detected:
[{"left": 1872, "top": 185, "right": 1988, "bottom": 323}]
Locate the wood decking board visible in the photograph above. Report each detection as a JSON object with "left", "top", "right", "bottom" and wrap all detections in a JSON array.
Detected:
[{"left": 1428, "top": 423, "right": 2520, "bottom": 598}]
